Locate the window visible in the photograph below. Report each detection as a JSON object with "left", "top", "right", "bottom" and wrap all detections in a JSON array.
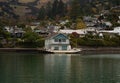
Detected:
[
  {"left": 54, "top": 47, "right": 59, "bottom": 50},
  {"left": 59, "top": 39, "right": 62, "bottom": 42},
  {"left": 62, "top": 39, "right": 66, "bottom": 42},
  {"left": 62, "top": 45, "right": 67, "bottom": 50},
  {"left": 54, "top": 39, "right": 66, "bottom": 42},
  {"left": 54, "top": 39, "right": 58, "bottom": 42}
]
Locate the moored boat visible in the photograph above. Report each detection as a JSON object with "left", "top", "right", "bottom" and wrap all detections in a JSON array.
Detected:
[{"left": 46, "top": 48, "right": 81, "bottom": 54}]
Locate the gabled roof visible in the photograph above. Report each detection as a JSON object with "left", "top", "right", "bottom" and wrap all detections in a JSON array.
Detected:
[{"left": 46, "top": 33, "right": 68, "bottom": 40}]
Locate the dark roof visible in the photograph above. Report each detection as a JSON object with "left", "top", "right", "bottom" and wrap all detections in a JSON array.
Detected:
[{"left": 46, "top": 33, "right": 68, "bottom": 40}]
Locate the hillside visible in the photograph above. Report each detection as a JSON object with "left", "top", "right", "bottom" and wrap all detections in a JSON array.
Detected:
[
  {"left": 0, "top": 0, "right": 119, "bottom": 21},
  {"left": 0, "top": 0, "right": 70, "bottom": 20}
]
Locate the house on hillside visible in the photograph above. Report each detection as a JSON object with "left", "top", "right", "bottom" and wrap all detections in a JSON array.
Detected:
[
  {"left": 59, "top": 29, "right": 88, "bottom": 37},
  {"left": 99, "top": 27, "right": 120, "bottom": 37},
  {"left": 45, "top": 33, "right": 71, "bottom": 51},
  {"left": 83, "top": 16, "right": 97, "bottom": 27},
  {"left": 4, "top": 26, "right": 25, "bottom": 38},
  {"left": 34, "top": 29, "right": 49, "bottom": 37},
  {"left": 26, "top": 22, "right": 40, "bottom": 31},
  {"left": 47, "top": 25, "right": 61, "bottom": 33}
]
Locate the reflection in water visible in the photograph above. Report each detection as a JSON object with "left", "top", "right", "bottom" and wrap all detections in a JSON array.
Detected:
[
  {"left": 0, "top": 53, "right": 45, "bottom": 83},
  {"left": 44, "top": 54, "right": 71, "bottom": 83},
  {"left": 0, "top": 53, "right": 120, "bottom": 83},
  {"left": 77, "top": 54, "right": 120, "bottom": 83}
]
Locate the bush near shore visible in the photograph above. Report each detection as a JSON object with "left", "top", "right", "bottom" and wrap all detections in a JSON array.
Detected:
[{"left": 70, "top": 33, "right": 120, "bottom": 47}]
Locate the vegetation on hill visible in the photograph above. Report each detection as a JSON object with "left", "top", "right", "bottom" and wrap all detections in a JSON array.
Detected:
[
  {"left": 0, "top": 0, "right": 120, "bottom": 48},
  {"left": 0, "top": 0, "right": 119, "bottom": 21},
  {"left": 70, "top": 33, "right": 120, "bottom": 47}
]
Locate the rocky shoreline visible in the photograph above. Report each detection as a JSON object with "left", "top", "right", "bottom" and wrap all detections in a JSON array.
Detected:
[{"left": 0, "top": 47, "right": 120, "bottom": 54}]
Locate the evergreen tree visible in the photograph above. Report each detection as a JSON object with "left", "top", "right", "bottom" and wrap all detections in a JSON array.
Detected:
[
  {"left": 70, "top": 0, "right": 82, "bottom": 20},
  {"left": 57, "top": 0, "right": 65, "bottom": 16},
  {"left": 46, "top": 1, "right": 52, "bottom": 18},
  {"left": 38, "top": 6, "right": 46, "bottom": 20},
  {"left": 52, "top": 0, "right": 59, "bottom": 17},
  {"left": 51, "top": 0, "right": 66, "bottom": 18}
]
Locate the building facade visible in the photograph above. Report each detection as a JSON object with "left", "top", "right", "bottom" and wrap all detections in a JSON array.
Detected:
[{"left": 45, "top": 33, "right": 71, "bottom": 51}]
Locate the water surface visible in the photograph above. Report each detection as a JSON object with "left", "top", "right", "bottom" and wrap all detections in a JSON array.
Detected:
[{"left": 0, "top": 53, "right": 120, "bottom": 83}]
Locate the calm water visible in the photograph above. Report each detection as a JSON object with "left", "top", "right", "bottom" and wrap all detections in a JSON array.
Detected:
[{"left": 0, "top": 53, "right": 120, "bottom": 83}]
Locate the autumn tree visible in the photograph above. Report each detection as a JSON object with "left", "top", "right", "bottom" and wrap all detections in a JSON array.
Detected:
[{"left": 75, "top": 18, "right": 86, "bottom": 29}]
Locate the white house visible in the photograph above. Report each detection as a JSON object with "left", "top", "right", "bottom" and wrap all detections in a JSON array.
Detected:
[
  {"left": 60, "top": 29, "right": 86, "bottom": 37},
  {"left": 45, "top": 33, "right": 71, "bottom": 51},
  {"left": 59, "top": 28, "right": 96, "bottom": 37},
  {"left": 104, "top": 22, "right": 112, "bottom": 27},
  {"left": 99, "top": 27, "right": 120, "bottom": 35},
  {"left": 4, "top": 26, "right": 25, "bottom": 38}
]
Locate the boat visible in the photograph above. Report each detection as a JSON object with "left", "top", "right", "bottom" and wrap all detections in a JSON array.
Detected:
[{"left": 46, "top": 48, "right": 81, "bottom": 54}]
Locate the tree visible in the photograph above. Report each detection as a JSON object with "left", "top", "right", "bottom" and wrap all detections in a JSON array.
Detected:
[
  {"left": 106, "top": 14, "right": 119, "bottom": 27},
  {"left": 0, "top": 20, "right": 11, "bottom": 47},
  {"left": 23, "top": 32, "right": 38, "bottom": 43},
  {"left": 51, "top": 0, "right": 66, "bottom": 18},
  {"left": 0, "top": 23, "right": 4, "bottom": 39},
  {"left": 52, "top": 0, "right": 59, "bottom": 17},
  {"left": 22, "top": 31, "right": 44, "bottom": 48},
  {"left": 57, "top": 0, "right": 65, "bottom": 16},
  {"left": 38, "top": 6, "right": 46, "bottom": 20},
  {"left": 46, "top": 1, "right": 52, "bottom": 18},
  {"left": 70, "top": 0, "right": 82, "bottom": 20},
  {"left": 0, "top": 21, "right": 10, "bottom": 39},
  {"left": 75, "top": 18, "right": 86, "bottom": 29}
]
